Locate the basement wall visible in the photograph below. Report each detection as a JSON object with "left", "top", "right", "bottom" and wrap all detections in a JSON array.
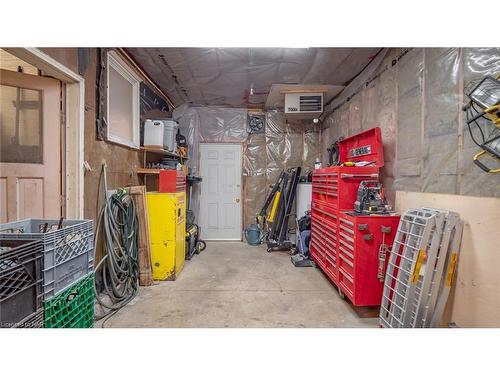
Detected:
[
  {"left": 40, "top": 48, "right": 142, "bottom": 223},
  {"left": 174, "top": 106, "right": 321, "bottom": 230},
  {"left": 396, "top": 191, "right": 500, "bottom": 328},
  {"left": 322, "top": 48, "right": 500, "bottom": 327},
  {"left": 321, "top": 47, "right": 500, "bottom": 201},
  {"left": 40, "top": 48, "right": 170, "bottom": 221},
  {"left": 40, "top": 48, "right": 168, "bottom": 266}
]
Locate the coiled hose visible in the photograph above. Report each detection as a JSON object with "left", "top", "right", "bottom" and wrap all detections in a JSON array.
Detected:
[{"left": 94, "top": 186, "right": 139, "bottom": 324}]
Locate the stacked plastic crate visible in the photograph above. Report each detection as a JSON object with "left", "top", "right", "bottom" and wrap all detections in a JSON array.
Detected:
[
  {"left": 0, "top": 219, "right": 95, "bottom": 328},
  {"left": 310, "top": 127, "right": 401, "bottom": 306},
  {"left": 0, "top": 238, "right": 43, "bottom": 328}
]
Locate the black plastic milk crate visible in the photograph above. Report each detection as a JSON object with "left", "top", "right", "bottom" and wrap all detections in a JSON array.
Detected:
[
  {"left": 13, "top": 309, "right": 44, "bottom": 328},
  {"left": 0, "top": 219, "right": 94, "bottom": 299},
  {"left": 0, "top": 238, "right": 43, "bottom": 328}
]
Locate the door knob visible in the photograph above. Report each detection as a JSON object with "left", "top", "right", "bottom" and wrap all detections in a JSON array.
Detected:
[{"left": 235, "top": 198, "right": 240, "bottom": 203}]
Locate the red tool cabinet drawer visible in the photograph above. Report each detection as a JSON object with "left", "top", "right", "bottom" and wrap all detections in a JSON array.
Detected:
[
  {"left": 159, "top": 170, "right": 186, "bottom": 193},
  {"left": 310, "top": 203, "right": 338, "bottom": 283},
  {"left": 338, "top": 268, "right": 355, "bottom": 299},
  {"left": 337, "top": 211, "right": 401, "bottom": 306},
  {"left": 312, "top": 167, "right": 379, "bottom": 210},
  {"left": 312, "top": 127, "right": 384, "bottom": 210}
]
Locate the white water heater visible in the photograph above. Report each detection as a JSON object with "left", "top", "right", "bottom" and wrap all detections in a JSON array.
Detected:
[{"left": 296, "top": 182, "right": 312, "bottom": 220}]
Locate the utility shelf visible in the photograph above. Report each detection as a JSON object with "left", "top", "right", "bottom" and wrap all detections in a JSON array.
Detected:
[
  {"left": 137, "top": 168, "right": 162, "bottom": 175},
  {"left": 140, "top": 146, "right": 187, "bottom": 159}
]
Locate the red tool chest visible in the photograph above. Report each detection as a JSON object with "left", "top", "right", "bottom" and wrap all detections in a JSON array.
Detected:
[
  {"left": 310, "top": 127, "right": 401, "bottom": 306},
  {"left": 336, "top": 211, "right": 400, "bottom": 305},
  {"left": 159, "top": 170, "right": 186, "bottom": 193}
]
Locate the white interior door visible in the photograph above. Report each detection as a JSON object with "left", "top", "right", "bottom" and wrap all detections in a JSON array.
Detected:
[
  {"left": 0, "top": 69, "right": 61, "bottom": 222},
  {"left": 200, "top": 143, "right": 242, "bottom": 240}
]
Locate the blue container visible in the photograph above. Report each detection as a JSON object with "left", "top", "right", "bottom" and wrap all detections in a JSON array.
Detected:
[{"left": 245, "top": 224, "right": 262, "bottom": 246}]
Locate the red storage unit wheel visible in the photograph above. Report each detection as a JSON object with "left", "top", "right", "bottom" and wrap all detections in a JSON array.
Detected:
[{"left": 159, "top": 170, "right": 186, "bottom": 193}]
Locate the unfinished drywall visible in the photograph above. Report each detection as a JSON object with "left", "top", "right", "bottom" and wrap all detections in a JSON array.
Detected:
[
  {"left": 396, "top": 191, "right": 500, "bottom": 328},
  {"left": 322, "top": 47, "right": 500, "bottom": 203},
  {"left": 174, "top": 106, "right": 321, "bottom": 230}
]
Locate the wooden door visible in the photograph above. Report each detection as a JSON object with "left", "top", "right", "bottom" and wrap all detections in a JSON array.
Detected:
[
  {"left": 199, "top": 143, "right": 242, "bottom": 240},
  {"left": 0, "top": 69, "right": 61, "bottom": 222}
]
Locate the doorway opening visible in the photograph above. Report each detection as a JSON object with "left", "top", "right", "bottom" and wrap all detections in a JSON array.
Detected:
[{"left": 199, "top": 143, "right": 243, "bottom": 240}]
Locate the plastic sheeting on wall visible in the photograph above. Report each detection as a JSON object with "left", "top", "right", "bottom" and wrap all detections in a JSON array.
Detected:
[
  {"left": 395, "top": 48, "right": 424, "bottom": 193},
  {"left": 243, "top": 132, "right": 268, "bottom": 229},
  {"left": 320, "top": 50, "right": 398, "bottom": 205},
  {"left": 174, "top": 106, "right": 321, "bottom": 231},
  {"left": 422, "top": 48, "right": 460, "bottom": 194},
  {"left": 323, "top": 47, "right": 500, "bottom": 201},
  {"left": 265, "top": 111, "right": 320, "bottom": 182},
  {"left": 196, "top": 107, "right": 248, "bottom": 142}
]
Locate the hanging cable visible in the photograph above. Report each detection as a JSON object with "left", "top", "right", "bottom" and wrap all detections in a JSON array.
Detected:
[{"left": 94, "top": 164, "right": 139, "bottom": 325}]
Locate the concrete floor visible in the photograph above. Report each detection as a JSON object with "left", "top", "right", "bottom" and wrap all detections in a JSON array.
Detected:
[{"left": 104, "top": 241, "right": 379, "bottom": 328}]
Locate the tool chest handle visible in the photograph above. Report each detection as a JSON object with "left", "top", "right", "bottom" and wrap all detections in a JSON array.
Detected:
[{"left": 340, "top": 173, "right": 379, "bottom": 179}]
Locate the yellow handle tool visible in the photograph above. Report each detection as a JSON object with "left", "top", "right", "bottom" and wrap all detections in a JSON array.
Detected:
[{"left": 267, "top": 191, "right": 281, "bottom": 223}]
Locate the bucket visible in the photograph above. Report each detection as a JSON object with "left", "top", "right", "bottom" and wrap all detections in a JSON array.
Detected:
[{"left": 245, "top": 224, "right": 262, "bottom": 246}]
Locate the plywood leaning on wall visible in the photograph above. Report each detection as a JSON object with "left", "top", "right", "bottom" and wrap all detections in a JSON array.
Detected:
[
  {"left": 127, "top": 186, "right": 153, "bottom": 286},
  {"left": 395, "top": 191, "right": 500, "bottom": 328}
]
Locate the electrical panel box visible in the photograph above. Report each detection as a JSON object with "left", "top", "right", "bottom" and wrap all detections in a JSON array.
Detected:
[{"left": 146, "top": 192, "right": 186, "bottom": 280}]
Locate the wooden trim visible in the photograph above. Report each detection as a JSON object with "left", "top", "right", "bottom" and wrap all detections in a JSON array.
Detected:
[
  {"left": 106, "top": 50, "right": 141, "bottom": 149},
  {"left": 127, "top": 186, "right": 153, "bottom": 286},
  {"left": 140, "top": 146, "right": 180, "bottom": 157},
  {"left": 137, "top": 168, "right": 161, "bottom": 175},
  {"left": 5, "top": 48, "right": 83, "bottom": 83},
  {"left": 5, "top": 47, "right": 85, "bottom": 219}
]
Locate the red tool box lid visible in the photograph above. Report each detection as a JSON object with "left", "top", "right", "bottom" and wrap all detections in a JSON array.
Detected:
[{"left": 338, "top": 127, "right": 384, "bottom": 167}]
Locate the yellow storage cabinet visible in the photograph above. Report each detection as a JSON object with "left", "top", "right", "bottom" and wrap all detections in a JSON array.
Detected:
[{"left": 146, "top": 192, "right": 186, "bottom": 280}]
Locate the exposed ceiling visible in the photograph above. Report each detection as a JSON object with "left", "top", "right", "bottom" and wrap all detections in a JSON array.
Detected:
[{"left": 126, "top": 48, "right": 381, "bottom": 109}]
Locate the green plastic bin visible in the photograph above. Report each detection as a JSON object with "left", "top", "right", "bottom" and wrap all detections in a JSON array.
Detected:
[{"left": 44, "top": 273, "right": 94, "bottom": 328}]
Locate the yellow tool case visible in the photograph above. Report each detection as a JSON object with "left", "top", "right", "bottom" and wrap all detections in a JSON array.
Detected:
[{"left": 146, "top": 192, "right": 186, "bottom": 280}]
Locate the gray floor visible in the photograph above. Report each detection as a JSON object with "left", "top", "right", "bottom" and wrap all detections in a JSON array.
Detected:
[{"left": 104, "top": 241, "right": 379, "bottom": 328}]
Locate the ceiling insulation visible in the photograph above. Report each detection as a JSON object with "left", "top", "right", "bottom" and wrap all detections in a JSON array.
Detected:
[{"left": 126, "top": 47, "right": 381, "bottom": 108}]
